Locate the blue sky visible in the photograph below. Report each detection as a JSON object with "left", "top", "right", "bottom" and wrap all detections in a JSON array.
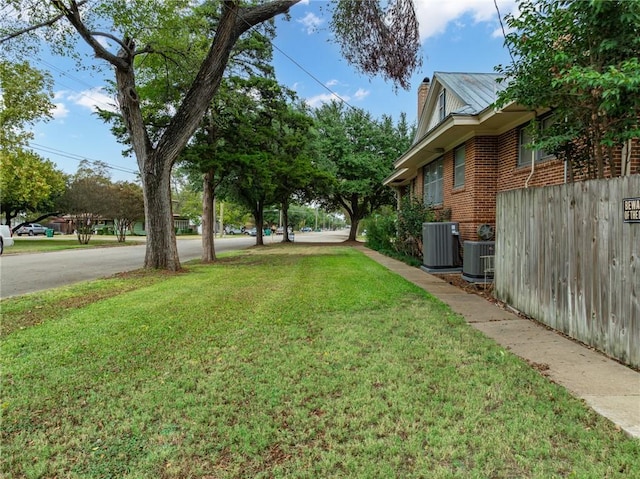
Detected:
[{"left": 30, "top": 0, "right": 517, "bottom": 182}]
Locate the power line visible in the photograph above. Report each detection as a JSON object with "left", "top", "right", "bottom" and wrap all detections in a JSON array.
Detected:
[
  {"left": 32, "top": 56, "right": 118, "bottom": 112},
  {"left": 29, "top": 142, "right": 139, "bottom": 177},
  {"left": 229, "top": 5, "right": 358, "bottom": 112}
]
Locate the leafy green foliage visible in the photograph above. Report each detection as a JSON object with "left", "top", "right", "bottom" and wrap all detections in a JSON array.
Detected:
[
  {"left": 0, "top": 60, "right": 54, "bottom": 150},
  {"left": 396, "top": 195, "right": 437, "bottom": 258},
  {"left": 0, "top": 150, "right": 66, "bottom": 225},
  {"left": 313, "top": 101, "right": 414, "bottom": 240},
  {"left": 219, "top": 77, "right": 326, "bottom": 244},
  {"left": 496, "top": 0, "right": 640, "bottom": 178},
  {"left": 365, "top": 197, "right": 443, "bottom": 263},
  {"left": 109, "top": 181, "right": 145, "bottom": 242},
  {"left": 0, "top": 60, "right": 64, "bottom": 224},
  {"left": 57, "top": 161, "right": 113, "bottom": 244},
  {"left": 364, "top": 208, "right": 397, "bottom": 250}
]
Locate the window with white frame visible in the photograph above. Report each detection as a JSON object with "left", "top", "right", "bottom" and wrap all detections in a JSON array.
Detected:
[
  {"left": 438, "top": 90, "right": 446, "bottom": 121},
  {"left": 423, "top": 158, "right": 444, "bottom": 205},
  {"left": 518, "top": 114, "right": 554, "bottom": 166},
  {"left": 454, "top": 144, "right": 465, "bottom": 188}
]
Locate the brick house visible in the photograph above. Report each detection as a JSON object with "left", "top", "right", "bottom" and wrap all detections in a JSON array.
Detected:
[{"left": 384, "top": 72, "right": 640, "bottom": 244}]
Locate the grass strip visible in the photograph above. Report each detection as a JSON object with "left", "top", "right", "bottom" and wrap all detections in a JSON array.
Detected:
[
  {"left": 1, "top": 269, "right": 177, "bottom": 336},
  {"left": 1, "top": 245, "right": 638, "bottom": 478},
  {"left": 5, "top": 238, "right": 145, "bottom": 255}
]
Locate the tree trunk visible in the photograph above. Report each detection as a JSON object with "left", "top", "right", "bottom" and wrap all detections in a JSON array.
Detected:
[
  {"left": 255, "top": 201, "right": 264, "bottom": 246},
  {"left": 54, "top": 0, "right": 300, "bottom": 270},
  {"left": 592, "top": 115, "right": 605, "bottom": 179},
  {"left": 143, "top": 164, "right": 180, "bottom": 270},
  {"left": 606, "top": 144, "right": 619, "bottom": 177},
  {"left": 115, "top": 219, "right": 127, "bottom": 242},
  {"left": 339, "top": 194, "right": 362, "bottom": 241},
  {"left": 201, "top": 169, "right": 216, "bottom": 262},
  {"left": 348, "top": 219, "right": 359, "bottom": 241},
  {"left": 281, "top": 199, "right": 292, "bottom": 243}
]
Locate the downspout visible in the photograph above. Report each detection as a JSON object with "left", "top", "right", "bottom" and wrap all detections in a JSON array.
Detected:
[{"left": 525, "top": 153, "right": 535, "bottom": 188}]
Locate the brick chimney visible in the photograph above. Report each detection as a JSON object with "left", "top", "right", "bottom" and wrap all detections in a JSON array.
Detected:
[{"left": 417, "top": 77, "right": 430, "bottom": 119}]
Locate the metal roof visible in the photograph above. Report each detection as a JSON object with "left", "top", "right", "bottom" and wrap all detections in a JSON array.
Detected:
[{"left": 434, "top": 72, "right": 506, "bottom": 115}]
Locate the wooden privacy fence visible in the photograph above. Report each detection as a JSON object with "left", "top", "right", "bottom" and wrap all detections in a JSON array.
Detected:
[{"left": 495, "top": 175, "right": 640, "bottom": 368}]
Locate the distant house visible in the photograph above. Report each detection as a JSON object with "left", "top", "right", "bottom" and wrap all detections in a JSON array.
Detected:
[{"left": 384, "top": 72, "right": 640, "bottom": 243}]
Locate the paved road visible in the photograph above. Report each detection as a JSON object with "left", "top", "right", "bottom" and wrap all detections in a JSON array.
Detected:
[
  {"left": 0, "top": 236, "right": 254, "bottom": 299},
  {"left": 0, "top": 230, "right": 350, "bottom": 299}
]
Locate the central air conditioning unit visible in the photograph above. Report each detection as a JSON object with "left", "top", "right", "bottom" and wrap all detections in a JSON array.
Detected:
[
  {"left": 421, "top": 222, "right": 462, "bottom": 273},
  {"left": 462, "top": 240, "right": 495, "bottom": 283}
]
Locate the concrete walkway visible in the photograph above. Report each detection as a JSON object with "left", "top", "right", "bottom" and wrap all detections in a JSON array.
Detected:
[{"left": 356, "top": 246, "right": 640, "bottom": 438}]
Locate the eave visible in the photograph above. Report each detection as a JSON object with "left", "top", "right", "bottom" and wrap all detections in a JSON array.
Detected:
[{"left": 384, "top": 102, "right": 549, "bottom": 187}]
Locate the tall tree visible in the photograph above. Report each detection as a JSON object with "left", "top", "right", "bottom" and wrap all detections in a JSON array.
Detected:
[
  {"left": 1, "top": 0, "right": 421, "bottom": 270},
  {"left": 0, "top": 60, "right": 65, "bottom": 225},
  {"left": 0, "top": 60, "right": 54, "bottom": 151},
  {"left": 58, "top": 160, "right": 112, "bottom": 244},
  {"left": 269, "top": 102, "right": 330, "bottom": 243},
  {"left": 220, "top": 77, "right": 292, "bottom": 246},
  {"left": 0, "top": 150, "right": 66, "bottom": 226},
  {"left": 495, "top": 0, "right": 640, "bottom": 179},
  {"left": 182, "top": 75, "right": 275, "bottom": 261},
  {"left": 313, "top": 101, "right": 413, "bottom": 241},
  {"left": 109, "top": 181, "right": 145, "bottom": 242}
]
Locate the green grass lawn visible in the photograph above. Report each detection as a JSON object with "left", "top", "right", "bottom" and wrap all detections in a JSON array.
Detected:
[
  {"left": 6, "top": 237, "right": 145, "bottom": 254},
  {"left": 1, "top": 245, "right": 638, "bottom": 478}
]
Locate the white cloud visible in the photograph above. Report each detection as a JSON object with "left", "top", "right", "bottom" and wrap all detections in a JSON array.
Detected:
[
  {"left": 325, "top": 79, "right": 339, "bottom": 87},
  {"left": 305, "top": 92, "right": 349, "bottom": 109},
  {"left": 66, "top": 87, "right": 118, "bottom": 113},
  {"left": 52, "top": 102, "right": 69, "bottom": 119},
  {"left": 298, "top": 12, "right": 323, "bottom": 34},
  {"left": 354, "top": 88, "right": 370, "bottom": 101},
  {"left": 414, "top": 0, "right": 517, "bottom": 40}
]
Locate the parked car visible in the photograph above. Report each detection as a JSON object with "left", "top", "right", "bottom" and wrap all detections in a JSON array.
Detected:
[
  {"left": 15, "top": 223, "right": 47, "bottom": 236},
  {"left": 247, "top": 228, "right": 257, "bottom": 236},
  {"left": 224, "top": 226, "right": 244, "bottom": 235},
  {"left": 300, "top": 226, "right": 312, "bottom": 232},
  {"left": 0, "top": 225, "right": 14, "bottom": 255}
]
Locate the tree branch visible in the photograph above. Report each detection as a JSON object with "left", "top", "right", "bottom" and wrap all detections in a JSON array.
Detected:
[
  {"left": 154, "top": 0, "right": 298, "bottom": 165},
  {"left": 54, "top": 1, "right": 129, "bottom": 69},
  {"left": 0, "top": 0, "right": 88, "bottom": 43}
]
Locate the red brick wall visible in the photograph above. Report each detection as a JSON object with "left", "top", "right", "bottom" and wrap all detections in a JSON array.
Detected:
[
  {"left": 496, "top": 128, "right": 566, "bottom": 191},
  {"left": 411, "top": 168, "right": 424, "bottom": 200},
  {"left": 404, "top": 128, "right": 638, "bottom": 244},
  {"left": 437, "top": 129, "right": 567, "bottom": 243}
]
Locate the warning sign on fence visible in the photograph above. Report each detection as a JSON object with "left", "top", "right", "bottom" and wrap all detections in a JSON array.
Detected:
[{"left": 623, "top": 197, "right": 640, "bottom": 223}]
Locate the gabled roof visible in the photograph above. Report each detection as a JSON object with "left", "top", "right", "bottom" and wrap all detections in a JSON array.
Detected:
[
  {"left": 435, "top": 72, "right": 506, "bottom": 115},
  {"left": 384, "top": 71, "right": 542, "bottom": 188}
]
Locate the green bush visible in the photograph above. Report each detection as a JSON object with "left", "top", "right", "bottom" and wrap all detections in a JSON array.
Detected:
[
  {"left": 364, "top": 210, "right": 397, "bottom": 252},
  {"left": 395, "top": 196, "right": 436, "bottom": 259},
  {"left": 366, "top": 198, "right": 453, "bottom": 267}
]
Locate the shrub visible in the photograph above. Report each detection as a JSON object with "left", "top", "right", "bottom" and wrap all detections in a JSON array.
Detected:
[
  {"left": 396, "top": 196, "right": 436, "bottom": 259},
  {"left": 364, "top": 209, "right": 397, "bottom": 252}
]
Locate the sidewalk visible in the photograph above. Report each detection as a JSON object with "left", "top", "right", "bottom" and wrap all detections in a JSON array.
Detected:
[{"left": 356, "top": 246, "right": 640, "bottom": 438}]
